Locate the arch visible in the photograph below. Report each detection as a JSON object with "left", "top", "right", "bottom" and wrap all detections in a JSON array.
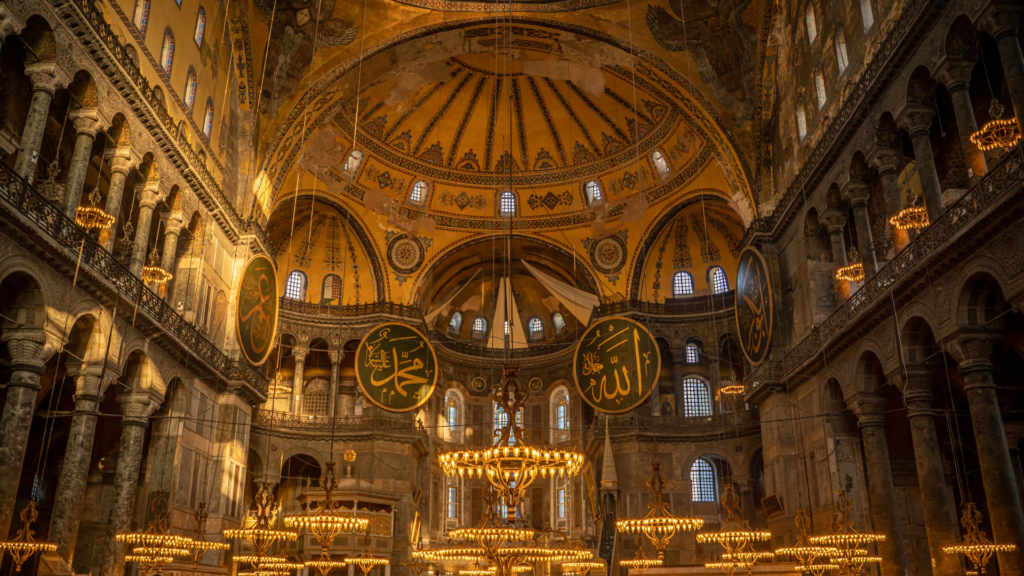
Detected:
[
  {"left": 690, "top": 457, "right": 717, "bottom": 501},
  {"left": 498, "top": 190, "right": 517, "bottom": 217},
  {"left": 945, "top": 15, "right": 977, "bottom": 60},
  {"left": 448, "top": 311, "right": 463, "bottom": 334},
  {"left": 804, "top": 208, "right": 831, "bottom": 261},
  {"left": 122, "top": 349, "right": 157, "bottom": 392},
  {"left": 285, "top": 270, "right": 307, "bottom": 300},
  {"left": 906, "top": 66, "right": 936, "bottom": 105},
  {"left": 443, "top": 388, "right": 463, "bottom": 442},
  {"left": 184, "top": 66, "right": 198, "bottom": 110},
  {"left": 902, "top": 316, "right": 939, "bottom": 367},
  {"left": 0, "top": 270, "right": 48, "bottom": 332},
  {"left": 814, "top": 67, "right": 827, "bottom": 109},
  {"left": 681, "top": 376, "right": 712, "bottom": 416},
  {"left": 471, "top": 316, "right": 488, "bottom": 339},
  {"left": 132, "top": 0, "right": 150, "bottom": 37},
  {"left": 805, "top": 2, "right": 817, "bottom": 44},
  {"left": 550, "top": 385, "right": 571, "bottom": 443},
  {"left": 854, "top": 350, "right": 886, "bottom": 394},
  {"left": 194, "top": 5, "right": 206, "bottom": 47},
  {"left": 835, "top": 27, "right": 849, "bottom": 75},
  {"left": 203, "top": 98, "right": 214, "bottom": 138},
  {"left": 685, "top": 343, "right": 700, "bottom": 364},
  {"left": 321, "top": 273, "right": 341, "bottom": 302},
  {"left": 957, "top": 272, "right": 1006, "bottom": 330},
  {"left": 528, "top": 316, "right": 544, "bottom": 341},
  {"left": 709, "top": 266, "right": 729, "bottom": 293},
  {"left": 160, "top": 27, "right": 174, "bottom": 75},
  {"left": 673, "top": 271, "right": 694, "bottom": 296}
]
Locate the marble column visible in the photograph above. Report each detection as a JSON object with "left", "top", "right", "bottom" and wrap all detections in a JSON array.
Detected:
[
  {"left": 129, "top": 182, "right": 160, "bottom": 276},
  {"left": 49, "top": 362, "right": 114, "bottom": 562},
  {"left": 15, "top": 62, "right": 70, "bottom": 179},
  {"left": 61, "top": 109, "right": 103, "bottom": 219},
  {"left": 0, "top": 328, "right": 56, "bottom": 537},
  {"left": 99, "top": 394, "right": 156, "bottom": 576},
  {"left": 672, "top": 355, "right": 686, "bottom": 417},
  {"left": 338, "top": 381, "right": 357, "bottom": 417},
  {"left": 99, "top": 152, "right": 133, "bottom": 251},
  {"left": 901, "top": 368, "right": 965, "bottom": 576},
  {"left": 292, "top": 347, "right": 308, "bottom": 415},
  {"left": 843, "top": 181, "right": 879, "bottom": 276},
  {"left": 897, "top": 106, "right": 945, "bottom": 224},
  {"left": 956, "top": 334, "right": 1024, "bottom": 575},
  {"left": 852, "top": 392, "right": 909, "bottom": 576},
  {"left": 329, "top": 351, "right": 341, "bottom": 417},
  {"left": 868, "top": 146, "right": 910, "bottom": 252},
  {"left": 937, "top": 58, "right": 988, "bottom": 180},
  {"left": 821, "top": 209, "right": 849, "bottom": 267},
  {"left": 158, "top": 212, "right": 184, "bottom": 298},
  {"left": 981, "top": 4, "right": 1024, "bottom": 136}
]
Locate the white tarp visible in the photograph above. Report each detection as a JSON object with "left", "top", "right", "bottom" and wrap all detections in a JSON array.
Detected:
[{"left": 522, "top": 260, "right": 599, "bottom": 325}]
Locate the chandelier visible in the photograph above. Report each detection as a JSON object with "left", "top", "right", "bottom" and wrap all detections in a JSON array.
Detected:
[
  {"left": 619, "top": 536, "right": 662, "bottom": 575},
  {"left": 971, "top": 117, "right": 1021, "bottom": 152},
  {"left": 117, "top": 491, "right": 193, "bottom": 575},
  {"left": 835, "top": 263, "right": 864, "bottom": 283},
  {"left": 439, "top": 364, "right": 584, "bottom": 522},
  {"left": 187, "top": 503, "right": 230, "bottom": 569},
  {"left": 889, "top": 206, "right": 929, "bottom": 231},
  {"left": 719, "top": 383, "right": 746, "bottom": 395},
  {"left": 347, "top": 530, "right": 390, "bottom": 575},
  {"left": 775, "top": 509, "right": 840, "bottom": 576},
  {"left": 401, "top": 540, "right": 438, "bottom": 576},
  {"left": 562, "top": 560, "right": 605, "bottom": 576},
  {"left": 809, "top": 490, "right": 883, "bottom": 575},
  {"left": 617, "top": 461, "right": 703, "bottom": 560},
  {"left": 284, "top": 462, "right": 369, "bottom": 575},
  {"left": 698, "top": 484, "right": 772, "bottom": 575},
  {"left": 0, "top": 501, "right": 57, "bottom": 572},
  {"left": 141, "top": 247, "right": 173, "bottom": 284},
  {"left": 943, "top": 502, "right": 1016, "bottom": 574},
  {"left": 224, "top": 483, "right": 298, "bottom": 567},
  {"left": 76, "top": 186, "right": 116, "bottom": 231}
]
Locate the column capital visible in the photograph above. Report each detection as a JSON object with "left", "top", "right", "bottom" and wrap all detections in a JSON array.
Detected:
[
  {"left": 979, "top": 2, "right": 1023, "bottom": 42},
  {"left": 896, "top": 367, "right": 936, "bottom": 413},
  {"left": 106, "top": 153, "right": 133, "bottom": 175},
  {"left": 293, "top": 347, "right": 310, "bottom": 362},
  {"left": 69, "top": 108, "right": 105, "bottom": 137},
  {"left": 329, "top": 350, "right": 345, "bottom": 364},
  {"left": 867, "top": 146, "right": 902, "bottom": 175},
  {"left": 1, "top": 327, "right": 59, "bottom": 374},
  {"left": 23, "top": 62, "right": 71, "bottom": 95},
  {"left": 947, "top": 331, "right": 1000, "bottom": 386},
  {"left": 0, "top": 11, "right": 26, "bottom": 39},
  {"left": 116, "top": 393, "right": 158, "bottom": 426},
  {"left": 821, "top": 207, "right": 847, "bottom": 232},
  {"left": 896, "top": 105, "right": 935, "bottom": 137},
  {"left": 136, "top": 182, "right": 161, "bottom": 208},
  {"left": 935, "top": 57, "right": 977, "bottom": 93},
  {"left": 851, "top": 391, "right": 888, "bottom": 428},
  {"left": 842, "top": 180, "right": 872, "bottom": 207}
]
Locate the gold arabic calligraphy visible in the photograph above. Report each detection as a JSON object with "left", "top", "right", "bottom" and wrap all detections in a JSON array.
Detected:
[
  {"left": 739, "top": 252, "right": 770, "bottom": 360},
  {"left": 362, "top": 327, "right": 433, "bottom": 408},
  {"left": 580, "top": 324, "right": 652, "bottom": 407},
  {"left": 237, "top": 258, "right": 277, "bottom": 362}
]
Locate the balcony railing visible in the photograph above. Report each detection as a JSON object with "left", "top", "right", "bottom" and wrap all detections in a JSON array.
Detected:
[
  {"left": 741, "top": 0, "right": 947, "bottom": 245},
  {"left": 746, "top": 145, "right": 1024, "bottom": 393},
  {"left": 594, "top": 291, "right": 735, "bottom": 318},
  {"left": 591, "top": 410, "right": 761, "bottom": 443},
  {"left": 279, "top": 297, "right": 422, "bottom": 319},
  {"left": 250, "top": 409, "right": 425, "bottom": 436},
  {"left": 0, "top": 160, "right": 268, "bottom": 398}
]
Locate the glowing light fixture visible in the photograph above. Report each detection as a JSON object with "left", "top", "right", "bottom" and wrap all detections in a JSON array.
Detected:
[
  {"left": 76, "top": 187, "right": 116, "bottom": 230},
  {"left": 141, "top": 247, "right": 173, "bottom": 284},
  {"left": 889, "top": 207, "right": 929, "bottom": 231},
  {"left": 224, "top": 483, "right": 298, "bottom": 567},
  {"left": 619, "top": 536, "right": 662, "bottom": 575},
  {"left": 617, "top": 461, "right": 703, "bottom": 560},
  {"left": 187, "top": 502, "right": 230, "bottom": 568},
  {"left": 943, "top": 503, "right": 1016, "bottom": 574},
  {"left": 970, "top": 118, "right": 1020, "bottom": 152},
  {"left": 775, "top": 509, "right": 840, "bottom": 576},
  {"left": 809, "top": 490, "right": 884, "bottom": 574},
  {"left": 0, "top": 501, "right": 57, "bottom": 572},
  {"left": 117, "top": 492, "right": 192, "bottom": 575},
  {"left": 698, "top": 484, "right": 773, "bottom": 575}
]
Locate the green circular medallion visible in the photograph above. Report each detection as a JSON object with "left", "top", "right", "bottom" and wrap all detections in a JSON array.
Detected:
[
  {"left": 471, "top": 377, "right": 487, "bottom": 392},
  {"left": 235, "top": 254, "right": 279, "bottom": 366},
  {"left": 356, "top": 323, "right": 438, "bottom": 412},
  {"left": 573, "top": 316, "right": 661, "bottom": 414}
]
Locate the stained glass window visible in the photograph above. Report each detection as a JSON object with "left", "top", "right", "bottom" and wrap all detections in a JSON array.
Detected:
[
  {"left": 860, "top": 0, "right": 874, "bottom": 31},
  {"left": 683, "top": 378, "right": 712, "bottom": 417},
  {"left": 553, "top": 390, "right": 569, "bottom": 442},
  {"left": 449, "top": 312, "right": 463, "bottom": 332},
  {"left": 285, "top": 270, "right": 306, "bottom": 300},
  {"left": 805, "top": 3, "right": 817, "bottom": 44},
  {"left": 160, "top": 28, "right": 174, "bottom": 75},
  {"left": 835, "top": 27, "right": 849, "bottom": 75},
  {"left": 673, "top": 272, "right": 693, "bottom": 296},
  {"left": 711, "top": 267, "right": 729, "bottom": 293},
  {"left": 691, "top": 458, "right": 717, "bottom": 502},
  {"left": 552, "top": 312, "right": 565, "bottom": 334},
  {"left": 194, "top": 6, "right": 205, "bottom": 47},
  {"left": 133, "top": 0, "right": 150, "bottom": 37},
  {"left": 185, "top": 66, "right": 198, "bottom": 110},
  {"left": 797, "top": 101, "right": 808, "bottom": 140},
  {"left": 814, "top": 68, "right": 827, "bottom": 109},
  {"left": 203, "top": 98, "right": 214, "bottom": 138},
  {"left": 493, "top": 403, "right": 524, "bottom": 445},
  {"left": 500, "top": 191, "right": 516, "bottom": 216}
]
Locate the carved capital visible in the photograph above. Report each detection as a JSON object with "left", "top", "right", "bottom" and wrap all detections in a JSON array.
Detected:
[
  {"left": 935, "top": 57, "right": 977, "bottom": 92},
  {"left": 136, "top": 182, "right": 161, "bottom": 208},
  {"left": 898, "top": 366, "right": 936, "bottom": 413},
  {"left": 821, "top": 207, "right": 847, "bottom": 232},
  {"left": 950, "top": 331, "right": 1000, "bottom": 385},
  {"left": 293, "top": 347, "right": 309, "bottom": 363},
  {"left": 117, "top": 392, "right": 158, "bottom": 425},
  {"left": 329, "top": 350, "right": 344, "bottom": 364},
  {"left": 65, "top": 361, "right": 108, "bottom": 398},
  {"left": 165, "top": 211, "right": 185, "bottom": 233},
  {"left": 1, "top": 328, "right": 55, "bottom": 377},
  {"left": 851, "top": 392, "right": 887, "bottom": 428},
  {"left": 106, "top": 153, "right": 133, "bottom": 175},
  {"left": 896, "top": 105, "right": 935, "bottom": 137},
  {"left": 70, "top": 108, "right": 104, "bottom": 137},
  {"left": 23, "top": 62, "right": 71, "bottom": 94},
  {"left": 979, "top": 2, "right": 1023, "bottom": 42},
  {"left": 842, "top": 180, "right": 872, "bottom": 207},
  {"left": 867, "top": 146, "right": 902, "bottom": 175},
  {"left": 0, "top": 10, "right": 26, "bottom": 39}
]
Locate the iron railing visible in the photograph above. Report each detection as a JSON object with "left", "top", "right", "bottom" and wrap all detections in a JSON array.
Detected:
[
  {"left": 251, "top": 409, "right": 424, "bottom": 435},
  {"left": 0, "top": 160, "right": 268, "bottom": 397},
  {"left": 594, "top": 291, "right": 735, "bottom": 318},
  {"left": 746, "top": 145, "right": 1024, "bottom": 392},
  {"left": 279, "top": 298, "right": 422, "bottom": 319},
  {"left": 591, "top": 410, "right": 761, "bottom": 444}
]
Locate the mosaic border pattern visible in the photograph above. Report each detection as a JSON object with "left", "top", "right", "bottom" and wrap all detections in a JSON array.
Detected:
[{"left": 388, "top": 0, "right": 623, "bottom": 12}]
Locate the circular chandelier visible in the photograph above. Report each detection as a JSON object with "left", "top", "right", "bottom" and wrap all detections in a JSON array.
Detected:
[
  {"left": 117, "top": 491, "right": 192, "bottom": 575},
  {"left": 775, "top": 509, "right": 840, "bottom": 576},
  {"left": 809, "top": 490, "right": 884, "bottom": 574},
  {"left": 0, "top": 501, "right": 57, "bottom": 572},
  {"left": 698, "top": 484, "right": 772, "bottom": 575},
  {"left": 719, "top": 383, "right": 746, "bottom": 395},
  {"left": 401, "top": 540, "right": 439, "bottom": 576},
  {"left": 224, "top": 483, "right": 298, "bottom": 566},
  {"left": 970, "top": 117, "right": 1021, "bottom": 152},
  {"left": 562, "top": 560, "right": 605, "bottom": 576},
  {"left": 619, "top": 536, "right": 662, "bottom": 575},
  {"left": 141, "top": 247, "right": 173, "bottom": 284},
  {"left": 347, "top": 530, "right": 390, "bottom": 575},
  {"left": 284, "top": 462, "right": 369, "bottom": 575},
  {"left": 835, "top": 263, "right": 864, "bottom": 283},
  {"left": 76, "top": 187, "right": 116, "bottom": 231},
  {"left": 943, "top": 502, "right": 1016, "bottom": 574},
  {"left": 889, "top": 206, "right": 929, "bottom": 231},
  {"left": 187, "top": 502, "right": 230, "bottom": 569},
  {"left": 617, "top": 461, "right": 703, "bottom": 560},
  {"left": 439, "top": 364, "right": 584, "bottom": 523}
]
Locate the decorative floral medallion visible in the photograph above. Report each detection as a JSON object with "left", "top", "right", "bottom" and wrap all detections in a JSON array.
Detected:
[
  {"left": 387, "top": 234, "right": 425, "bottom": 274},
  {"left": 589, "top": 234, "right": 627, "bottom": 275}
]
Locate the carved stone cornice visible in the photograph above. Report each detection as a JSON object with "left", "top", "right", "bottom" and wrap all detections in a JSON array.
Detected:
[
  {"left": 897, "top": 105, "right": 936, "bottom": 137},
  {"left": 934, "top": 57, "right": 977, "bottom": 93},
  {"left": 24, "top": 62, "right": 72, "bottom": 95}
]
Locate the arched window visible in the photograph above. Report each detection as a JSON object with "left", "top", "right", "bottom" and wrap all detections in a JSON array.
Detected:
[
  {"left": 449, "top": 312, "right": 463, "bottom": 333},
  {"left": 814, "top": 67, "right": 827, "bottom": 109},
  {"left": 344, "top": 150, "right": 363, "bottom": 173},
  {"left": 493, "top": 403, "right": 523, "bottom": 445},
  {"left": 682, "top": 377, "right": 712, "bottom": 417},
  {"left": 160, "top": 28, "right": 174, "bottom": 75},
  {"left": 860, "top": 0, "right": 874, "bottom": 31},
  {"left": 133, "top": 0, "right": 150, "bottom": 37},
  {"left": 797, "top": 100, "right": 808, "bottom": 140},
  {"left": 322, "top": 274, "right": 341, "bottom": 301},
  {"left": 691, "top": 458, "right": 717, "bottom": 502},
  {"left": 686, "top": 343, "right": 699, "bottom": 364},
  {"left": 673, "top": 272, "right": 694, "bottom": 296},
  {"left": 710, "top": 267, "right": 729, "bottom": 293},
  {"left": 652, "top": 149, "right": 669, "bottom": 174},
  {"left": 552, "top": 312, "right": 566, "bottom": 334},
  {"left": 554, "top": 475, "right": 569, "bottom": 529},
  {"left": 285, "top": 270, "right": 307, "bottom": 300},
  {"left": 553, "top": 389, "right": 570, "bottom": 442},
  {"left": 410, "top": 180, "right": 428, "bottom": 204},
  {"left": 184, "top": 66, "right": 198, "bottom": 110},
  {"left": 500, "top": 191, "right": 516, "bottom": 217},
  {"left": 194, "top": 6, "right": 206, "bottom": 47},
  {"left": 584, "top": 180, "right": 602, "bottom": 204},
  {"left": 835, "top": 27, "right": 849, "bottom": 75},
  {"left": 203, "top": 98, "right": 214, "bottom": 138},
  {"left": 528, "top": 317, "right": 544, "bottom": 340},
  {"left": 805, "top": 3, "right": 817, "bottom": 44},
  {"left": 446, "top": 476, "right": 459, "bottom": 520},
  {"left": 471, "top": 317, "right": 487, "bottom": 339},
  {"left": 445, "top": 390, "right": 461, "bottom": 442}
]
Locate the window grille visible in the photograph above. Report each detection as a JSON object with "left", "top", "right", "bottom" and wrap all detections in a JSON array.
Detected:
[
  {"left": 673, "top": 272, "right": 693, "bottom": 296},
  {"left": 691, "top": 458, "right": 717, "bottom": 502},
  {"left": 683, "top": 378, "right": 712, "bottom": 417}
]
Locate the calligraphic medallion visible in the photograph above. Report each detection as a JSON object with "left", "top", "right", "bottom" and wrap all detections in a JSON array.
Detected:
[
  {"left": 355, "top": 323, "right": 438, "bottom": 412},
  {"left": 471, "top": 377, "right": 487, "bottom": 392},
  {"left": 735, "top": 246, "right": 773, "bottom": 366},
  {"left": 235, "top": 254, "right": 278, "bottom": 366},
  {"left": 573, "top": 316, "right": 661, "bottom": 414}
]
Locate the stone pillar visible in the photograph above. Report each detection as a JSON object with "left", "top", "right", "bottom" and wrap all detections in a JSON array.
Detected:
[
  {"left": 329, "top": 351, "right": 341, "bottom": 417},
  {"left": 49, "top": 363, "right": 115, "bottom": 563},
  {"left": 129, "top": 182, "right": 160, "bottom": 276},
  {"left": 824, "top": 411, "right": 868, "bottom": 527},
  {"left": 897, "top": 106, "right": 945, "bottom": 224},
  {"left": 843, "top": 181, "right": 879, "bottom": 276},
  {"left": 292, "top": 347, "right": 308, "bottom": 415},
  {"left": 868, "top": 146, "right": 910, "bottom": 252},
  {"left": 901, "top": 368, "right": 965, "bottom": 576},
  {"left": 1009, "top": 431, "right": 1024, "bottom": 509},
  {"left": 852, "top": 392, "right": 909, "bottom": 576},
  {"left": 100, "top": 152, "right": 133, "bottom": 251},
  {"left": 821, "top": 209, "right": 849, "bottom": 267},
  {"left": 99, "top": 394, "right": 156, "bottom": 576},
  {"left": 61, "top": 109, "right": 103, "bottom": 219},
  {"left": 956, "top": 334, "right": 1024, "bottom": 574},
  {"left": 0, "top": 328, "right": 56, "bottom": 537},
  {"left": 937, "top": 58, "right": 988, "bottom": 180},
  {"left": 672, "top": 354, "right": 686, "bottom": 417},
  {"left": 15, "top": 63, "right": 70, "bottom": 179},
  {"left": 980, "top": 3, "right": 1024, "bottom": 136},
  {"left": 159, "top": 212, "right": 184, "bottom": 298},
  {"left": 338, "top": 380, "right": 357, "bottom": 417}
]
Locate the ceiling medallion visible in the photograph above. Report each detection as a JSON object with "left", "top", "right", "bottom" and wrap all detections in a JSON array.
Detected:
[
  {"left": 387, "top": 234, "right": 426, "bottom": 275},
  {"left": 588, "top": 234, "right": 627, "bottom": 275}
]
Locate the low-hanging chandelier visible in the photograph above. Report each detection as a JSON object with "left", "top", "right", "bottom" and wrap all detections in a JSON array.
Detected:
[
  {"left": 617, "top": 461, "right": 703, "bottom": 560},
  {"left": 775, "top": 509, "right": 840, "bottom": 576},
  {"left": 0, "top": 501, "right": 57, "bottom": 572},
  {"left": 347, "top": 529, "right": 390, "bottom": 575},
  {"left": 562, "top": 559, "right": 606, "bottom": 576},
  {"left": 970, "top": 117, "right": 1020, "bottom": 152},
  {"left": 619, "top": 535, "right": 662, "bottom": 575},
  {"left": 75, "top": 186, "right": 116, "bottom": 231},
  {"left": 943, "top": 502, "right": 1016, "bottom": 574},
  {"left": 116, "top": 491, "right": 193, "bottom": 575},
  {"left": 187, "top": 502, "right": 230, "bottom": 569},
  {"left": 141, "top": 247, "right": 173, "bottom": 284},
  {"left": 698, "top": 484, "right": 773, "bottom": 575},
  {"left": 889, "top": 206, "right": 929, "bottom": 231},
  {"left": 224, "top": 483, "right": 298, "bottom": 569},
  {"left": 809, "top": 490, "right": 883, "bottom": 575}
]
